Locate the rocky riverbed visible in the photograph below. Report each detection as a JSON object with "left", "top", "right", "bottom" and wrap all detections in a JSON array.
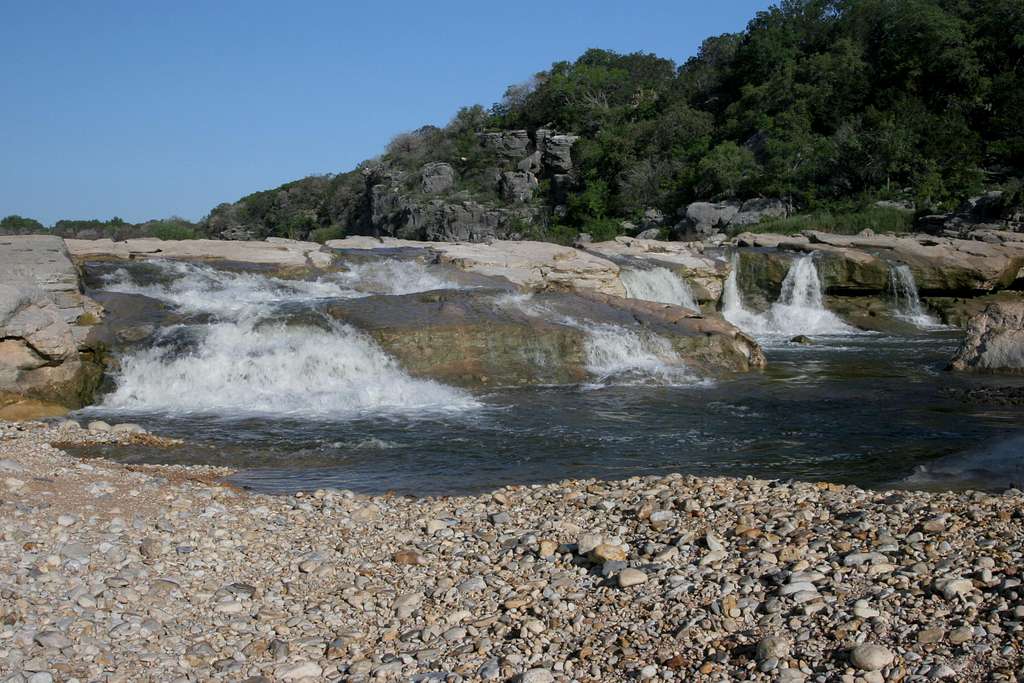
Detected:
[{"left": 1, "top": 421, "right": 1022, "bottom": 682}]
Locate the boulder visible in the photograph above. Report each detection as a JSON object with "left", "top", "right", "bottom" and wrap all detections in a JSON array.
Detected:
[
  {"left": 917, "top": 191, "right": 1024, "bottom": 237},
  {"left": 731, "top": 198, "right": 790, "bottom": 226},
  {"left": 420, "top": 162, "right": 455, "bottom": 194},
  {"left": 499, "top": 171, "right": 539, "bottom": 203},
  {"left": 478, "top": 130, "right": 530, "bottom": 159},
  {"left": 0, "top": 286, "right": 97, "bottom": 413},
  {"left": 0, "top": 234, "right": 90, "bottom": 322},
  {"left": 677, "top": 201, "right": 741, "bottom": 239},
  {"left": 537, "top": 129, "right": 578, "bottom": 174},
  {"left": 949, "top": 301, "right": 1024, "bottom": 373},
  {"left": 0, "top": 236, "right": 105, "bottom": 416}
]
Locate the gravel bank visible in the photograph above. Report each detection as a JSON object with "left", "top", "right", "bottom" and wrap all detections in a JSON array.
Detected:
[{"left": 0, "top": 421, "right": 1022, "bottom": 682}]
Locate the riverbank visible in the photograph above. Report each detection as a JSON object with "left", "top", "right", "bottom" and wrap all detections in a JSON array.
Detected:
[{"left": 1, "top": 421, "right": 1021, "bottom": 682}]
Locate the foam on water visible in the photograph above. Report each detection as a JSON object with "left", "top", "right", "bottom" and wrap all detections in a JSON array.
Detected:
[
  {"left": 496, "top": 293, "right": 699, "bottom": 386},
  {"left": 101, "top": 319, "right": 478, "bottom": 417},
  {"left": 96, "top": 259, "right": 478, "bottom": 418},
  {"left": 101, "top": 260, "right": 362, "bottom": 318},
  {"left": 333, "top": 260, "right": 462, "bottom": 296},
  {"left": 902, "top": 431, "right": 1024, "bottom": 491},
  {"left": 581, "top": 323, "right": 698, "bottom": 385},
  {"left": 621, "top": 267, "right": 699, "bottom": 310},
  {"left": 723, "top": 253, "right": 857, "bottom": 338},
  {"left": 888, "top": 264, "right": 942, "bottom": 328}
]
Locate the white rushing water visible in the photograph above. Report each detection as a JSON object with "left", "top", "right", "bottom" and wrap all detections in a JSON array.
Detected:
[
  {"left": 723, "top": 253, "right": 856, "bottom": 338},
  {"left": 102, "top": 319, "right": 477, "bottom": 417},
  {"left": 102, "top": 261, "right": 364, "bottom": 318},
  {"left": 333, "top": 260, "right": 463, "bottom": 296},
  {"left": 496, "top": 293, "right": 699, "bottom": 385},
  {"left": 98, "top": 260, "right": 477, "bottom": 417},
  {"left": 888, "top": 264, "right": 941, "bottom": 327},
  {"left": 621, "top": 267, "right": 699, "bottom": 310}
]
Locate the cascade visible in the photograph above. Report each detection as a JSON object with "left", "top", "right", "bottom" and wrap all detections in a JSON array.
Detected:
[
  {"left": 621, "top": 267, "right": 699, "bottom": 310},
  {"left": 497, "top": 293, "right": 697, "bottom": 385},
  {"left": 97, "top": 260, "right": 477, "bottom": 417},
  {"left": 888, "top": 264, "right": 939, "bottom": 327},
  {"left": 723, "top": 253, "right": 855, "bottom": 337}
]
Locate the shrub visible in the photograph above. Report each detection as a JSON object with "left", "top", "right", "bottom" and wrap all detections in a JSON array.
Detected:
[{"left": 309, "top": 225, "right": 346, "bottom": 243}]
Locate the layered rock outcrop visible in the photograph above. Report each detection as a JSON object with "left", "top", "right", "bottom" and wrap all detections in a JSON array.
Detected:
[
  {"left": 0, "top": 236, "right": 104, "bottom": 417},
  {"left": 66, "top": 237, "right": 335, "bottom": 269},
  {"left": 949, "top": 301, "right": 1024, "bottom": 373},
  {"left": 205, "top": 128, "right": 581, "bottom": 244},
  {"left": 734, "top": 229, "right": 1024, "bottom": 295}
]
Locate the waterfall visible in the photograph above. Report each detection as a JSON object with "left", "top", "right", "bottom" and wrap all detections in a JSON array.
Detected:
[
  {"left": 334, "top": 259, "right": 462, "bottom": 295},
  {"left": 888, "top": 264, "right": 939, "bottom": 327},
  {"left": 581, "top": 323, "right": 697, "bottom": 385},
  {"left": 496, "top": 293, "right": 698, "bottom": 385},
  {"left": 621, "top": 267, "right": 699, "bottom": 310},
  {"left": 723, "top": 253, "right": 855, "bottom": 337},
  {"left": 97, "top": 260, "right": 477, "bottom": 417},
  {"left": 102, "top": 319, "right": 477, "bottom": 417}
]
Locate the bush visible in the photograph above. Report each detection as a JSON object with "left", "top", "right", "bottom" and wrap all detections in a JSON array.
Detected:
[
  {"left": 309, "top": 225, "right": 346, "bottom": 243},
  {"left": 742, "top": 207, "right": 914, "bottom": 236},
  {"left": 147, "top": 221, "right": 196, "bottom": 240}
]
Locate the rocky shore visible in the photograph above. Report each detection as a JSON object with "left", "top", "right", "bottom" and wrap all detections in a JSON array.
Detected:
[{"left": 1, "top": 421, "right": 1021, "bottom": 682}]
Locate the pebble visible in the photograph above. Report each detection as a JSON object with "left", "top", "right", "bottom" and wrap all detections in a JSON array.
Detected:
[
  {"left": 850, "top": 643, "right": 895, "bottom": 671},
  {"left": 0, "top": 421, "right": 1018, "bottom": 682},
  {"left": 618, "top": 568, "right": 647, "bottom": 587}
]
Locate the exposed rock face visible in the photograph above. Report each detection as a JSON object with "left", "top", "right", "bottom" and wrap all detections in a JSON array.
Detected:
[
  {"left": 478, "top": 130, "right": 531, "bottom": 159},
  {"left": 677, "top": 201, "right": 741, "bottom": 239},
  {"left": 537, "top": 129, "right": 578, "bottom": 174},
  {"left": 0, "top": 237, "right": 104, "bottom": 415},
  {"left": 676, "top": 199, "right": 790, "bottom": 240},
  {"left": 420, "top": 162, "right": 456, "bottom": 194},
  {"left": 918, "top": 191, "right": 1024, "bottom": 237},
  {"left": 731, "top": 198, "right": 790, "bottom": 226},
  {"left": 0, "top": 235, "right": 92, "bottom": 323},
  {"left": 500, "top": 171, "right": 539, "bottom": 202},
  {"left": 0, "top": 286, "right": 88, "bottom": 410},
  {"left": 734, "top": 229, "right": 1024, "bottom": 295},
  {"left": 949, "top": 301, "right": 1024, "bottom": 372}
]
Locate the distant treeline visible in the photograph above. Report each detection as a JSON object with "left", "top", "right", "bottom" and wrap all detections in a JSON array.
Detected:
[{"left": 0, "top": 215, "right": 200, "bottom": 240}]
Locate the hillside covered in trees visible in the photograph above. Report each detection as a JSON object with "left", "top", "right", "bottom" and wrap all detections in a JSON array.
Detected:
[{"left": 7, "top": 0, "right": 1024, "bottom": 243}]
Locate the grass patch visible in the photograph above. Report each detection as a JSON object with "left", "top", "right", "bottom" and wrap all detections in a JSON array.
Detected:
[{"left": 739, "top": 207, "right": 914, "bottom": 236}]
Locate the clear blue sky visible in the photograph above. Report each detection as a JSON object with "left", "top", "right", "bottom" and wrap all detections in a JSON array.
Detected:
[{"left": 1, "top": 1, "right": 773, "bottom": 226}]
